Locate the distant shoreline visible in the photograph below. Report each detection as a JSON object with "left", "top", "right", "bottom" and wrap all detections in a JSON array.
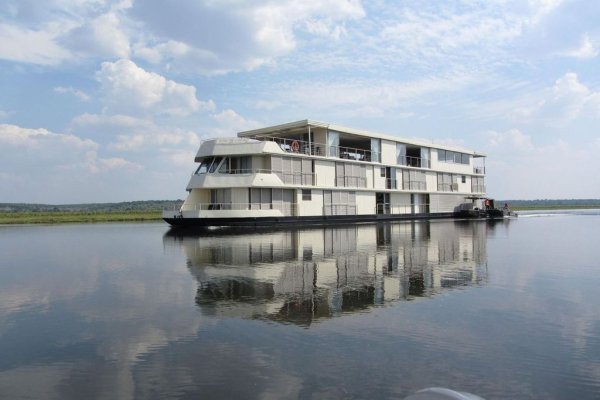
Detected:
[
  {"left": 1, "top": 204, "right": 599, "bottom": 225},
  {"left": 0, "top": 211, "right": 162, "bottom": 225}
]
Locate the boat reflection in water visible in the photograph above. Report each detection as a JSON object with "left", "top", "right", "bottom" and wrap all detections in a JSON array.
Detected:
[{"left": 164, "top": 221, "right": 488, "bottom": 326}]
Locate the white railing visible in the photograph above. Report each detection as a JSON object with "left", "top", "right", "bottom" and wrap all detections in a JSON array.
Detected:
[
  {"left": 471, "top": 185, "right": 486, "bottom": 193},
  {"left": 473, "top": 167, "right": 485, "bottom": 174},
  {"left": 330, "top": 145, "right": 375, "bottom": 162},
  {"left": 398, "top": 155, "right": 431, "bottom": 168},
  {"left": 323, "top": 204, "right": 357, "bottom": 216},
  {"left": 437, "top": 183, "right": 459, "bottom": 192},
  {"left": 337, "top": 176, "right": 367, "bottom": 188},
  {"left": 376, "top": 203, "right": 430, "bottom": 214},
  {"left": 403, "top": 181, "right": 427, "bottom": 190},
  {"left": 252, "top": 135, "right": 380, "bottom": 163},
  {"left": 167, "top": 202, "right": 297, "bottom": 216},
  {"left": 276, "top": 172, "right": 316, "bottom": 186},
  {"left": 194, "top": 168, "right": 271, "bottom": 176}
]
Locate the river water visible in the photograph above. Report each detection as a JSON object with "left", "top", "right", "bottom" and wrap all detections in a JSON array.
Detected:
[{"left": 1, "top": 212, "right": 599, "bottom": 399}]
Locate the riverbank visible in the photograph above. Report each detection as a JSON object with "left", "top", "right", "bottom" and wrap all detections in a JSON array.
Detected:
[
  {"left": 511, "top": 204, "right": 600, "bottom": 211},
  {"left": 2, "top": 204, "right": 600, "bottom": 224},
  {"left": 0, "top": 211, "right": 162, "bottom": 225}
]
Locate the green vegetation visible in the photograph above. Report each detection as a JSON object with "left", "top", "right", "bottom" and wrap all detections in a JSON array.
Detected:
[
  {"left": 0, "top": 200, "right": 183, "bottom": 225},
  {"left": 1, "top": 199, "right": 598, "bottom": 225},
  {"left": 0, "top": 210, "right": 163, "bottom": 225},
  {"left": 500, "top": 199, "right": 600, "bottom": 211}
]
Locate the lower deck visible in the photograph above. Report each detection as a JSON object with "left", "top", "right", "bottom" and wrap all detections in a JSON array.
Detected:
[{"left": 164, "top": 211, "right": 457, "bottom": 227}]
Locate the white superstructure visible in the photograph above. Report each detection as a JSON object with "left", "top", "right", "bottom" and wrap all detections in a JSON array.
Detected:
[{"left": 163, "top": 120, "right": 486, "bottom": 226}]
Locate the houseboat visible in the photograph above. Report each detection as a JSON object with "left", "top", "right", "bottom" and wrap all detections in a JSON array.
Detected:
[{"left": 163, "top": 120, "right": 488, "bottom": 227}]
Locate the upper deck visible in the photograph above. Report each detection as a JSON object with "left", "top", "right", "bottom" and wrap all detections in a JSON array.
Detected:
[{"left": 237, "top": 119, "right": 486, "bottom": 175}]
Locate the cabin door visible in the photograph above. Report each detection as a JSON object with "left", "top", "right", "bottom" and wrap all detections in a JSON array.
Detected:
[{"left": 376, "top": 193, "right": 390, "bottom": 214}]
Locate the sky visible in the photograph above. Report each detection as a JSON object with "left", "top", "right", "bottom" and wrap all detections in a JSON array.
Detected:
[{"left": 1, "top": 0, "right": 599, "bottom": 203}]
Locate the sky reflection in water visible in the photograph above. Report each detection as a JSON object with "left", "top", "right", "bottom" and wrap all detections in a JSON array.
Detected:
[{"left": 0, "top": 215, "right": 599, "bottom": 399}]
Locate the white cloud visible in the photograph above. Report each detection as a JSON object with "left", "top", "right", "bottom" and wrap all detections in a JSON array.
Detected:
[
  {"left": 561, "top": 34, "right": 598, "bottom": 59},
  {"left": 271, "top": 74, "right": 476, "bottom": 117},
  {"left": 210, "top": 109, "right": 263, "bottom": 138},
  {"left": 484, "top": 128, "right": 600, "bottom": 198},
  {"left": 70, "top": 112, "right": 201, "bottom": 153},
  {"left": 128, "top": 0, "right": 365, "bottom": 74},
  {"left": 487, "top": 129, "right": 534, "bottom": 152},
  {"left": 526, "top": 73, "right": 600, "bottom": 122},
  {"left": 54, "top": 86, "right": 91, "bottom": 101},
  {"left": 61, "top": 12, "right": 131, "bottom": 59},
  {"left": 95, "top": 59, "right": 215, "bottom": 116},
  {"left": 0, "top": 123, "right": 148, "bottom": 202},
  {"left": 109, "top": 130, "right": 199, "bottom": 152},
  {"left": 0, "top": 109, "right": 14, "bottom": 121},
  {"left": 0, "top": 123, "right": 140, "bottom": 173},
  {"left": 0, "top": 23, "right": 72, "bottom": 65}
]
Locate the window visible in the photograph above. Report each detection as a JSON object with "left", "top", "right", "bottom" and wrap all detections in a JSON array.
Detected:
[
  {"left": 336, "top": 162, "right": 366, "bottom": 188},
  {"left": 396, "top": 143, "right": 407, "bottom": 165},
  {"left": 302, "top": 189, "right": 312, "bottom": 201},
  {"left": 437, "top": 150, "right": 446, "bottom": 162},
  {"left": 462, "top": 175, "right": 466, "bottom": 183},
  {"left": 208, "top": 157, "right": 223, "bottom": 173},
  {"left": 380, "top": 167, "right": 386, "bottom": 177}
]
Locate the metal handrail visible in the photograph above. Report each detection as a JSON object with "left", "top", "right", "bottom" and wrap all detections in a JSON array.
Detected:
[
  {"left": 375, "top": 203, "right": 431, "bottom": 214},
  {"left": 167, "top": 202, "right": 297, "bottom": 213},
  {"left": 193, "top": 168, "right": 272, "bottom": 176},
  {"left": 403, "top": 181, "right": 427, "bottom": 190},
  {"left": 398, "top": 155, "right": 431, "bottom": 168},
  {"left": 323, "top": 204, "right": 357, "bottom": 216}
]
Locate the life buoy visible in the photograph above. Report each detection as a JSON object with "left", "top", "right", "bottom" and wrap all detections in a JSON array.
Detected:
[{"left": 291, "top": 140, "right": 300, "bottom": 152}]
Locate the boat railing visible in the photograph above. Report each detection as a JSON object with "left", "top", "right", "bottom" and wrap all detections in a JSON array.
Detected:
[
  {"left": 471, "top": 185, "right": 486, "bottom": 193},
  {"left": 403, "top": 181, "right": 427, "bottom": 191},
  {"left": 254, "top": 136, "right": 319, "bottom": 155},
  {"left": 330, "top": 145, "right": 374, "bottom": 162},
  {"left": 397, "top": 155, "right": 430, "bottom": 168},
  {"left": 339, "top": 176, "right": 367, "bottom": 188},
  {"left": 473, "top": 166, "right": 485, "bottom": 174},
  {"left": 375, "top": 203, "right": 430, "bottom": 214},
  {"left": 437, "top": 183, "right": 459, "bottom": 192},
  {"left": 251, "top": 135, "right": 379, "bottom": 162},
  {"left": 323, "top": 204, "right": 357, "bottom": 216},
  {"left": 169, "top": 202, "right": 297, "bottom": 216},
  {"left": 193, "top": 168, "right": 272, "bottom": 176},
  {"left": 276, "top": 171, "right": 316, "bottom": 186}
]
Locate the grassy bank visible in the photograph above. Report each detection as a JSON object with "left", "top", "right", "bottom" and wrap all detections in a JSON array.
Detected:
[
  {"left": 0, "top": 210, "right": 163, "bottom": 225},
  {"left": 511, "top": 204, "right": 600, "bottom": 211}
]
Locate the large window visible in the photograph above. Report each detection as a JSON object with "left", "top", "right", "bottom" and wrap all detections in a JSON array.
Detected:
[
  {"left": 335, "top": 162, "right": 366, "bottom": 188},
  {"left": 323, "top": 190, "right": 356, "bottom": 215},
  {"left": 195, "top": 157, "right": 224, "bottom": 174},
  {"left": 271, "top": 156, "right": 313, "bottom": 185},
  {"left": 402, "top": 170, "right": 426, "bottom": 190},
  {"left": 437, "top": 150, "right": 470, "bottom": 165},
  {"left": 209, "top": 188, "right": 231, "bottom": 209},
  {"left": 437, "top": 173, "right": 457, "bottom": 192},
  {"left": 472, "top": 177, "right": 485, "bottom": 193},
  {"left": 250, "top": 188, "right": 295, "bottom": 215}
]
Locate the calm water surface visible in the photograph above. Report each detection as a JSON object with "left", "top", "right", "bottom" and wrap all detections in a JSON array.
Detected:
[{"left": 1, "top": 212, "right": 599, "bottom": 399}]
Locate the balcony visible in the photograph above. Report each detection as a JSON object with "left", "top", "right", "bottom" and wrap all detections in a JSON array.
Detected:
[
  {"left": 166, "top": 202, "right": 297, "bottom": 217},
  {"left": 191, "top": 168, "right": 316, "bottom": 187},
  {"left": 252, "top": 135, "right": 377, "bottom": 162},
  {"left": 398, "top": 155, "right": 430, "bottom": 169}
]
